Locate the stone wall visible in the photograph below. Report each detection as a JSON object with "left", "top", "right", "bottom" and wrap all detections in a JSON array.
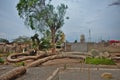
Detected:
[
  {"left": 65, "top": 43, "right": 88, "bottom": 52},
  {"left": 0, "top": 43, "right": 31, "bottom": 53}
]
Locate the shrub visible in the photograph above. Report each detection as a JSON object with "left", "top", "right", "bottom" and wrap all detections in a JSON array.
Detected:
[
  {"left": 0, "top": 58, "right": 4, "bottom": 63},
  {"left": 15, "top": 62, "right": 25, "bottom": 66},
  {"left": 40, "top": 38, "right": 51, "bottom": 50}
]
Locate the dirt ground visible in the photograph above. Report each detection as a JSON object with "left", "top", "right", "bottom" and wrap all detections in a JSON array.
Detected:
[
  {"left": 42, "top": 58, "right": 81, "bottom": 66},
  {"left": 0, "top": 51, "right": 120, "bottom": 79},
  {"left": 0, "top": 56, "right": 120, "bottom": 80}
]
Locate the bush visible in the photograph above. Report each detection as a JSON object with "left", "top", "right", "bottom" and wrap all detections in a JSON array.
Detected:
[
  {"left": 85, "top": 57, "right": 115, "bottom": 65},
  {"left": 0, "top": 58, "right": 4, "bottom": 63},
  {"left": 40, "top": 38, "right": 51, "bottom": 50},
  {"left": 15, "top": 62, "right": 25, "bottom": 66}
]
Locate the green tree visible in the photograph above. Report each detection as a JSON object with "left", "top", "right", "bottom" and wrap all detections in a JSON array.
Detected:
[
  {"left": 43, "top": 4, "right": 68, "bottom": 53},
  {"left": 40, "top": 38, "right": 51, "bottom": 50},
  {"left": 43, "top": 29, "right": 51, "bottom": 41},
  {"left": 55, "top": 30, "right": 65, "bottom": 44},
  {"left": 13, "top": 36, "right": 31, "bottom": 44},
  {"left": 0, "top": 38, "right": 9, "bottom": 43},
  {"left": 43, "top": 29, "right": 65, "bottom": 44},
  {"left": 74, "top": 40, "right": 77, "bottom": 43},
  {"left": 17, "top": 0, "right": 68, "bottom": 53},
  {"left": 31, "top": 34, "right": 40, "bottom": 49},
  {"left": 109, "top": 0, "right": 120, "bottom": 6}
]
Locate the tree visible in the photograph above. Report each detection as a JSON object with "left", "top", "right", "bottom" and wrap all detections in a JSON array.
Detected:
[
  {"left": 74, "top": 40, "right": 77, "bottom": 43},
  {"left": 16, "top": 0, "right": 46, "bottom": 33},
  {"left": 40, "top": 38, "right": 51, "bottom": 50},
  {"left": 17, "top": 0, "right": 68, "bottom": 54},
  {"left": 55, "top": 30, "right": 65, "bottom": 43},
  {"left": 13, "top": 36, "right": 31, "bottom": 43},
  {"left": 43, "top": 29, "right": 65, "bottom": 44},
  {"left": 43, "top": 4, "right": 68, "bottom": 53},
  {"left": 109, "top": 0, "right": 120, "bottom": 6},
  {"left": 31, "top": 34, "right": 40, "bottom": 49},
  {"left": 0, "top": 38, "right": 9, "bottom": 43}
]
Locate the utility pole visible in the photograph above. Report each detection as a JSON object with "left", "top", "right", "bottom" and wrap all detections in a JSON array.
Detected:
[{"left": 89, "top": 29, "right": 91, "bottom": 43}]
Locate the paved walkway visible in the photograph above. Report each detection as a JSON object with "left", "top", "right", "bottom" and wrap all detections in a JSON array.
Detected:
[
  {"left": 0, "top": 61, "right": 120, "bottom": 80},
  {"left": 16, "top": 63, "right": 120, "bottom": 80},
  {"left": 0, "top": 65, "right": 15, "bottom": 76},
  {"left": 16, "top": 66, "right": 58, "bottom": 80},
  {"left": 59, "top": 69, "right": 120, "bottom": 80}
]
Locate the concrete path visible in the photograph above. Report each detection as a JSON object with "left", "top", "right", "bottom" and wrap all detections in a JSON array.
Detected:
[
  {"left": 59, "top": 69, "right": 120, "bottom": 80},
  {"left": 16, "top": 66, "right": 58, "bottom": 80}
]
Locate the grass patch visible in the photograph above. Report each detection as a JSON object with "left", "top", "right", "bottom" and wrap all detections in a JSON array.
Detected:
[{"left": 85, "top": 57, "right": 115, "bottom": 65}]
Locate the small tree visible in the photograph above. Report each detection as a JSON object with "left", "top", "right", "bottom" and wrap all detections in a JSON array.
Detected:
[
  {"left": 74, "top": 40, "right": 77, "bottom": 43},
  {"left": 13, "top": 36, "right": 31, "bottom": 44},
  {"left": 31, "top": 34, "right": 40, "bottom": 50}
]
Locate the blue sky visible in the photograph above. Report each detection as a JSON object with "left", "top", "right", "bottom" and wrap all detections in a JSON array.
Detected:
[{"left": 0, "top": 0, "right": 120, "bottom": 42}]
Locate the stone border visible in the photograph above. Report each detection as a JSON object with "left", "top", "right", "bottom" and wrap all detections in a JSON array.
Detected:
[{"left": 66, "top": 68, "right": 120, "bottom": 71}]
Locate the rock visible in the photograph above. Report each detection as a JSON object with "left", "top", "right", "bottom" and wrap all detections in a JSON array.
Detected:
[
  {"left": 104, "top": 52, "right": 110, "bottom": 58},
  {"left": 90, "top": 49, "right": 99, "bottom": 58},
  {"left": 86, "top": 52, "right": 92, "bottom": 56},
  {"left": 100, "top": 52, "right": 110, "bottom": 58},
  {"left": 101, "top": 72, "right": 112, "bottom": 79}
]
